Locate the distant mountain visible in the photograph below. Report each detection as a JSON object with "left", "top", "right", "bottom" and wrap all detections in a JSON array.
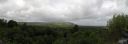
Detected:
[
  {"left": 18, "top": 22, "right": 76, "bottom": 28},
  {"left": 18, "top": 22, "right": 74, "bottom": 25},
  {"left": 18, "top": 22, "right": 106, "bottom": 29}
]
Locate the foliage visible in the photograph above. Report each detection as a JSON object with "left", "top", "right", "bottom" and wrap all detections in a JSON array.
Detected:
[
  {"left": 107, "top": 14, "right": 128, "bottom": 32},
  {"left": 107, "top": 14, "right": 128, "bottom": 43},
  {"left": 7, "top": 20, "right": 18, "bottom": 27},
  {"left": 0, "top": 19, "right": 113, "bottom": 44}
]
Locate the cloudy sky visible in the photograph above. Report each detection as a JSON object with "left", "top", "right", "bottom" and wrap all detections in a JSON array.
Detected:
[{"left": 0, "top": 0, "right": 128, "bottom": 26}]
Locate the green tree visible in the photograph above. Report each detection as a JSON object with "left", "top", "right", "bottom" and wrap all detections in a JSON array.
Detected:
[
  {"left": 7, "top": 20, "right": 18, "bottom": 27},
  {"left": 0, "top": 19, "right": 7, "bottom": 27},
  {"left": 107, "top": 14, "right": 128, "bottom": 42}
]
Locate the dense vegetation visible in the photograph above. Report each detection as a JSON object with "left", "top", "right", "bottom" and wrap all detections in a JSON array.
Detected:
[
  {"left": 0, "top": 14, "right": 127, "bottom": 44},
  {"left": 0, "top": 19, "right": 109, "bottom": 44},
  {"left": 107, "top": 14, "right": 128, "bottom": 43}
]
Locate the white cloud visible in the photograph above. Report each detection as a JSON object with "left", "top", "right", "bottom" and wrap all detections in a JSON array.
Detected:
[{"left": 0, "top": 0, "right": 127, "bottom": 26}]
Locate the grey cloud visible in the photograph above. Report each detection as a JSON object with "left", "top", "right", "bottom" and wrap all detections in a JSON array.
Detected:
[
  {"left": 0, "top": 0, "right": 8, "bottom": 3},
  {"left": 0, "top": 0, "right": 127, "bottom": 26}
]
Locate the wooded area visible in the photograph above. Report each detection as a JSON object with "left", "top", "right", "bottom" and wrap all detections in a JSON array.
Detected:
[{"left": 0, "top": 14, "right": 128, "bottom": 44}]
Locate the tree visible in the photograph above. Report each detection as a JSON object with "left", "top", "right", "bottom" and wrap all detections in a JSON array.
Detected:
[
  {"left": 0, "top": 19, "right": 7, "bottom": 27},
  {"left": 107, "top": 14, "right": 128, "bottom": 32},
  {"left": 107, "top": 14, "right": 128, "bottom": 42},
  {"left": 7, "top": 20, "right": 18, "bottom": 27},
  {"left": 71, "top": 24, "right": 79, "bottom": 33}
]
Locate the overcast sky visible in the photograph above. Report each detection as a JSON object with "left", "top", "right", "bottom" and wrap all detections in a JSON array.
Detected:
[{"left": 0, "top": 0, "right": 128, "bottom": 26}]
